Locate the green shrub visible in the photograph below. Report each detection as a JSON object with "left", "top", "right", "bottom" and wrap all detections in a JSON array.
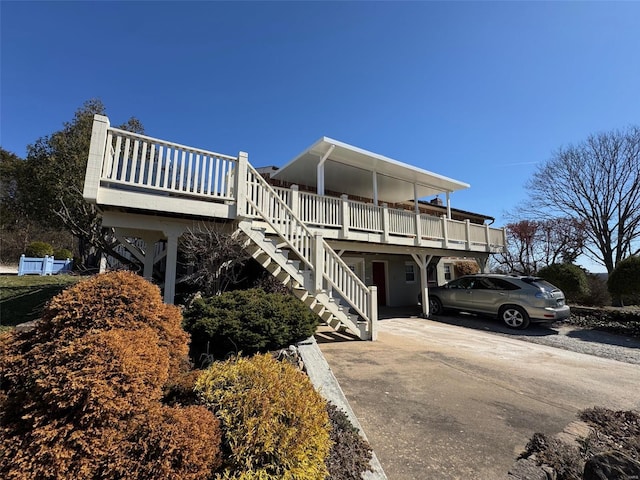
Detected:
[
  {"left": 326, "top": 403, "right": 373, "bottom": 480},
  {"left": 183, "top": 288, "right": 320, "bottom": 360},
  {"left": 537, "top": 263, "right": 589, "bottom": 302},
  {"left": 53, "top": 248, "right": 73, "bottom": 259},
  {"left": 578, "top": 274, "right": 610, "bottom": 307},
  {"left": 195, "top": 354, "right": 331, "bottom": 480},
  {"left": 0, "top": 272, "right": 222, "bottom": 480},
  {"left": 25, "top": 241, "right": 54, "bottom": 257},
  {"left": 608, "top": 256, "right": 640, "bottom": 306}
]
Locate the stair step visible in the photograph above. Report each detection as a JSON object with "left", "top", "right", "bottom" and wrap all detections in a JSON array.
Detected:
[{"left": 239, "top": 219, "right": 370, "bottom": 340}]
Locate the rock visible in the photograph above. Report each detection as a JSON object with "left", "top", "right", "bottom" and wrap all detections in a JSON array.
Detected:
[
  {"left": 555, "top": 420, "right": 592, "bottom": 445},
  {"left": 508, "top": 458, "right": 556, "bottom": 480},
  {"left": 583, "top": 451, "right": 640, "bottom": 480}
]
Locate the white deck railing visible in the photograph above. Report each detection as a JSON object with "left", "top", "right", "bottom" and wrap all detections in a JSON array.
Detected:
[
  {"left": 98, "top": 126, "right": 238, "bottom": 201},
  {"left": 259, "top": 187, "right": 505, "bottom": 249},
  {"left": 388, "top": 209, "right": 415, "bottom": 236},
  {"left": 85, "top": 116, "right": 505, "bottom": 252}
]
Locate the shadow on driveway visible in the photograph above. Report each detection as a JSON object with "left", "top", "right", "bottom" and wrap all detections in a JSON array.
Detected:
[
  {"left": 377, "top": 305, "right": 559, "bottom": 337},
  {"left": 565, "top": 328, "right": 640, "bottom": 349},
  {"left": 428, "top": 312, "right": 560, "bottom": 337}
]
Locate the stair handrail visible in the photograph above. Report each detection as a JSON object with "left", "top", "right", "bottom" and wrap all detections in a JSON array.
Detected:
[{"left": 244, "top": 164, "right": 374, "bottom": 323}]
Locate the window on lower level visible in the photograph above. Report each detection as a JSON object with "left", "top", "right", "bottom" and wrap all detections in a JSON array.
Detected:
[
  {"left": 444, "top": 264, "right": 452, "bottom": 281},
  {"left": 405, "top": 262, "right": 416, "bottom": 283}
]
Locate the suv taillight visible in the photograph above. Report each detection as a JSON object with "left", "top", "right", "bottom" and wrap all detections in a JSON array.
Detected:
[{"left": 535, "top": 291, "right": 553, "bottom": 300}]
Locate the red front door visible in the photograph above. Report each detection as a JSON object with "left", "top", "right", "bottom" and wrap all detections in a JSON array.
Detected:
[{"left": 372, "top": 261, "right": 387, "bottom": 306}]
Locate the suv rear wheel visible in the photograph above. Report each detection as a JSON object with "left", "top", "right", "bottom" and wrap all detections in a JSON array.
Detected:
[{"left": 499, "top": 305, "right": 530, "bottom": 329}]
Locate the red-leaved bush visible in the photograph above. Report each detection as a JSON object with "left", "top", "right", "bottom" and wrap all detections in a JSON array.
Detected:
[{"left": 0, "top": 271, "right": 222, "bottom": 479}]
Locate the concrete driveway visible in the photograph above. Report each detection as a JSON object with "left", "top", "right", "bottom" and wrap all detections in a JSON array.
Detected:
[{"left": 317, "top": 314, "right": 640, "bottom": 480}]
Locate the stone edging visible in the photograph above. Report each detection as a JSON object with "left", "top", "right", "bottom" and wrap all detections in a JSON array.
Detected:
[
  {"left": 507, "top": 421, "right": 593, "bottom": 480},
  {"left": 297, "top": 337, "right": 388, "bottom": 480}
]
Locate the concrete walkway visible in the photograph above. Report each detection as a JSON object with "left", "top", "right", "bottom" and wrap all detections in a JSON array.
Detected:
[{"left": 317, "top": 315, "right": 640, "bottom": 480}]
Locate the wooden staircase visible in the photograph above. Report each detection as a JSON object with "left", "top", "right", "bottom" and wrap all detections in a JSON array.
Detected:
[
  {"left": 238, "top": 164, "right": 378, "bottom": 340},
  {"left": 240, "top": 222, "right": 370, "bottom": 338}
]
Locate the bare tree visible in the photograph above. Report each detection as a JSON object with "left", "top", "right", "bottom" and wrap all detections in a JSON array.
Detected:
[
  {"left": 494, "top": 218, "right": 586, "bottom": 274},
  {"left": 525, "top": 126, "right": 640, "bottom": 273},
  {"left": 180, "top": 224, "right": 250, "bottom": 296}
]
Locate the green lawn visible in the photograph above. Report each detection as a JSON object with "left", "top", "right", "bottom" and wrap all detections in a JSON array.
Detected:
[{"left": 0, "top": 274, "right": 86, "bottom": 331}]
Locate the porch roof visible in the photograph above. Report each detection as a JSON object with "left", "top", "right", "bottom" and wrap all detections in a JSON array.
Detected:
[{"left": 271, "top": 137, "right": 470, "bottom": 203}]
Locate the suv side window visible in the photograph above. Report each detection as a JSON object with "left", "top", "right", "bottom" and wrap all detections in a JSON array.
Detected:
[
  {"left": 491, "top": 278, "right": 520, "bottom": 291},
  {"left": 449, "top": 277, "right": 474, "bottom": 289},
  {"left": 472, "top": 278, "right": 495, "bottom": 290}
]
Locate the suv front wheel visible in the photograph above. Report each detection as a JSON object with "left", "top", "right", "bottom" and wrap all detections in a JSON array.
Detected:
[
  {"left": 429, "top": 296, "right": 444, "bottom": 315},
  {"left": 499, "top": 305, "right": 530, "bottom": 329}
]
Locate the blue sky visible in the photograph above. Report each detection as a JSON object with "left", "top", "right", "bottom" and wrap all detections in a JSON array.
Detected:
[{"left": 2, "top": 1, "right": 639, "bottom": 271}]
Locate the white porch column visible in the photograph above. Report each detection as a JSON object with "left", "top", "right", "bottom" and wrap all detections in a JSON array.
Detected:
[
  {"left": 372, "top": 171, "right": 378, "bottom": 206},
  {"left": 465, "top": 219, "right": 472, "bottom": 250},
  {"left": 476, "top": 256, "right": 489, "bottom": 273},
  {"left": 414, "top": 183, "right": 419, "bottom": 213},
  {"left": 162, "top": 228, "right": 182, "bottom": 305},
  {"left": 316, "top": 145, "right": 335, "bottom": 196},
  {"left": 411, "top": 252, "right": 432, "bottom": 318},
  {"left": 99, "top": 253, "right": 107, "bottom": 273},
  {"left": 446, "top": 192, "right": 452, "bottom": 219},
  {"left": 368, "top": 285, "right": 378, "bottom": 341},
  {"left": 83, "top": 114, "right": 110, "bottom": 204},
  {"left": 141, "top": 233, "right": 159, "bottom": 280}
]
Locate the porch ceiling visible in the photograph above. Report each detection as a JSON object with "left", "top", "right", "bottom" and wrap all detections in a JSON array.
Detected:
[{"left": 272, "top": 137, "right": 470, "bottom": 203}]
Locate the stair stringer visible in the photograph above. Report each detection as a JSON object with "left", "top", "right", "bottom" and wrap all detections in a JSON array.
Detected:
[{"left": 239, "top": 220, "right": 368, "bottom": 339}]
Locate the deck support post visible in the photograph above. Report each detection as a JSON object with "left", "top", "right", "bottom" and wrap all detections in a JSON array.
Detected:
[
  {"left": 162, "top": 227, "right": 182, "bottom": 305},
  {"left": 142, "top": 233, "right": 159, "bottom": 280},
  {"left": 411, "top": 252, "right": 432, "bottom": 318},
  {"left": 446, "top": 192, "right": 452, "bottom": 219},
  {"left": 368, "top": 285, "right": 378, "bottom": 341},
  {"left": 465, "top": 219, "right": 472, "bottom": 250},
  {"left": 235, "top": 151, "right": 248, "bottom": 217},
  {"left": 475, "top": 255, "right": 489, "bottom": 273}
]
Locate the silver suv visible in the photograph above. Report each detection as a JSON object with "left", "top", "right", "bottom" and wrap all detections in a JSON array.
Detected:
[{"left": 428, "top": 274, "right": 570, "bottom": 329}]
